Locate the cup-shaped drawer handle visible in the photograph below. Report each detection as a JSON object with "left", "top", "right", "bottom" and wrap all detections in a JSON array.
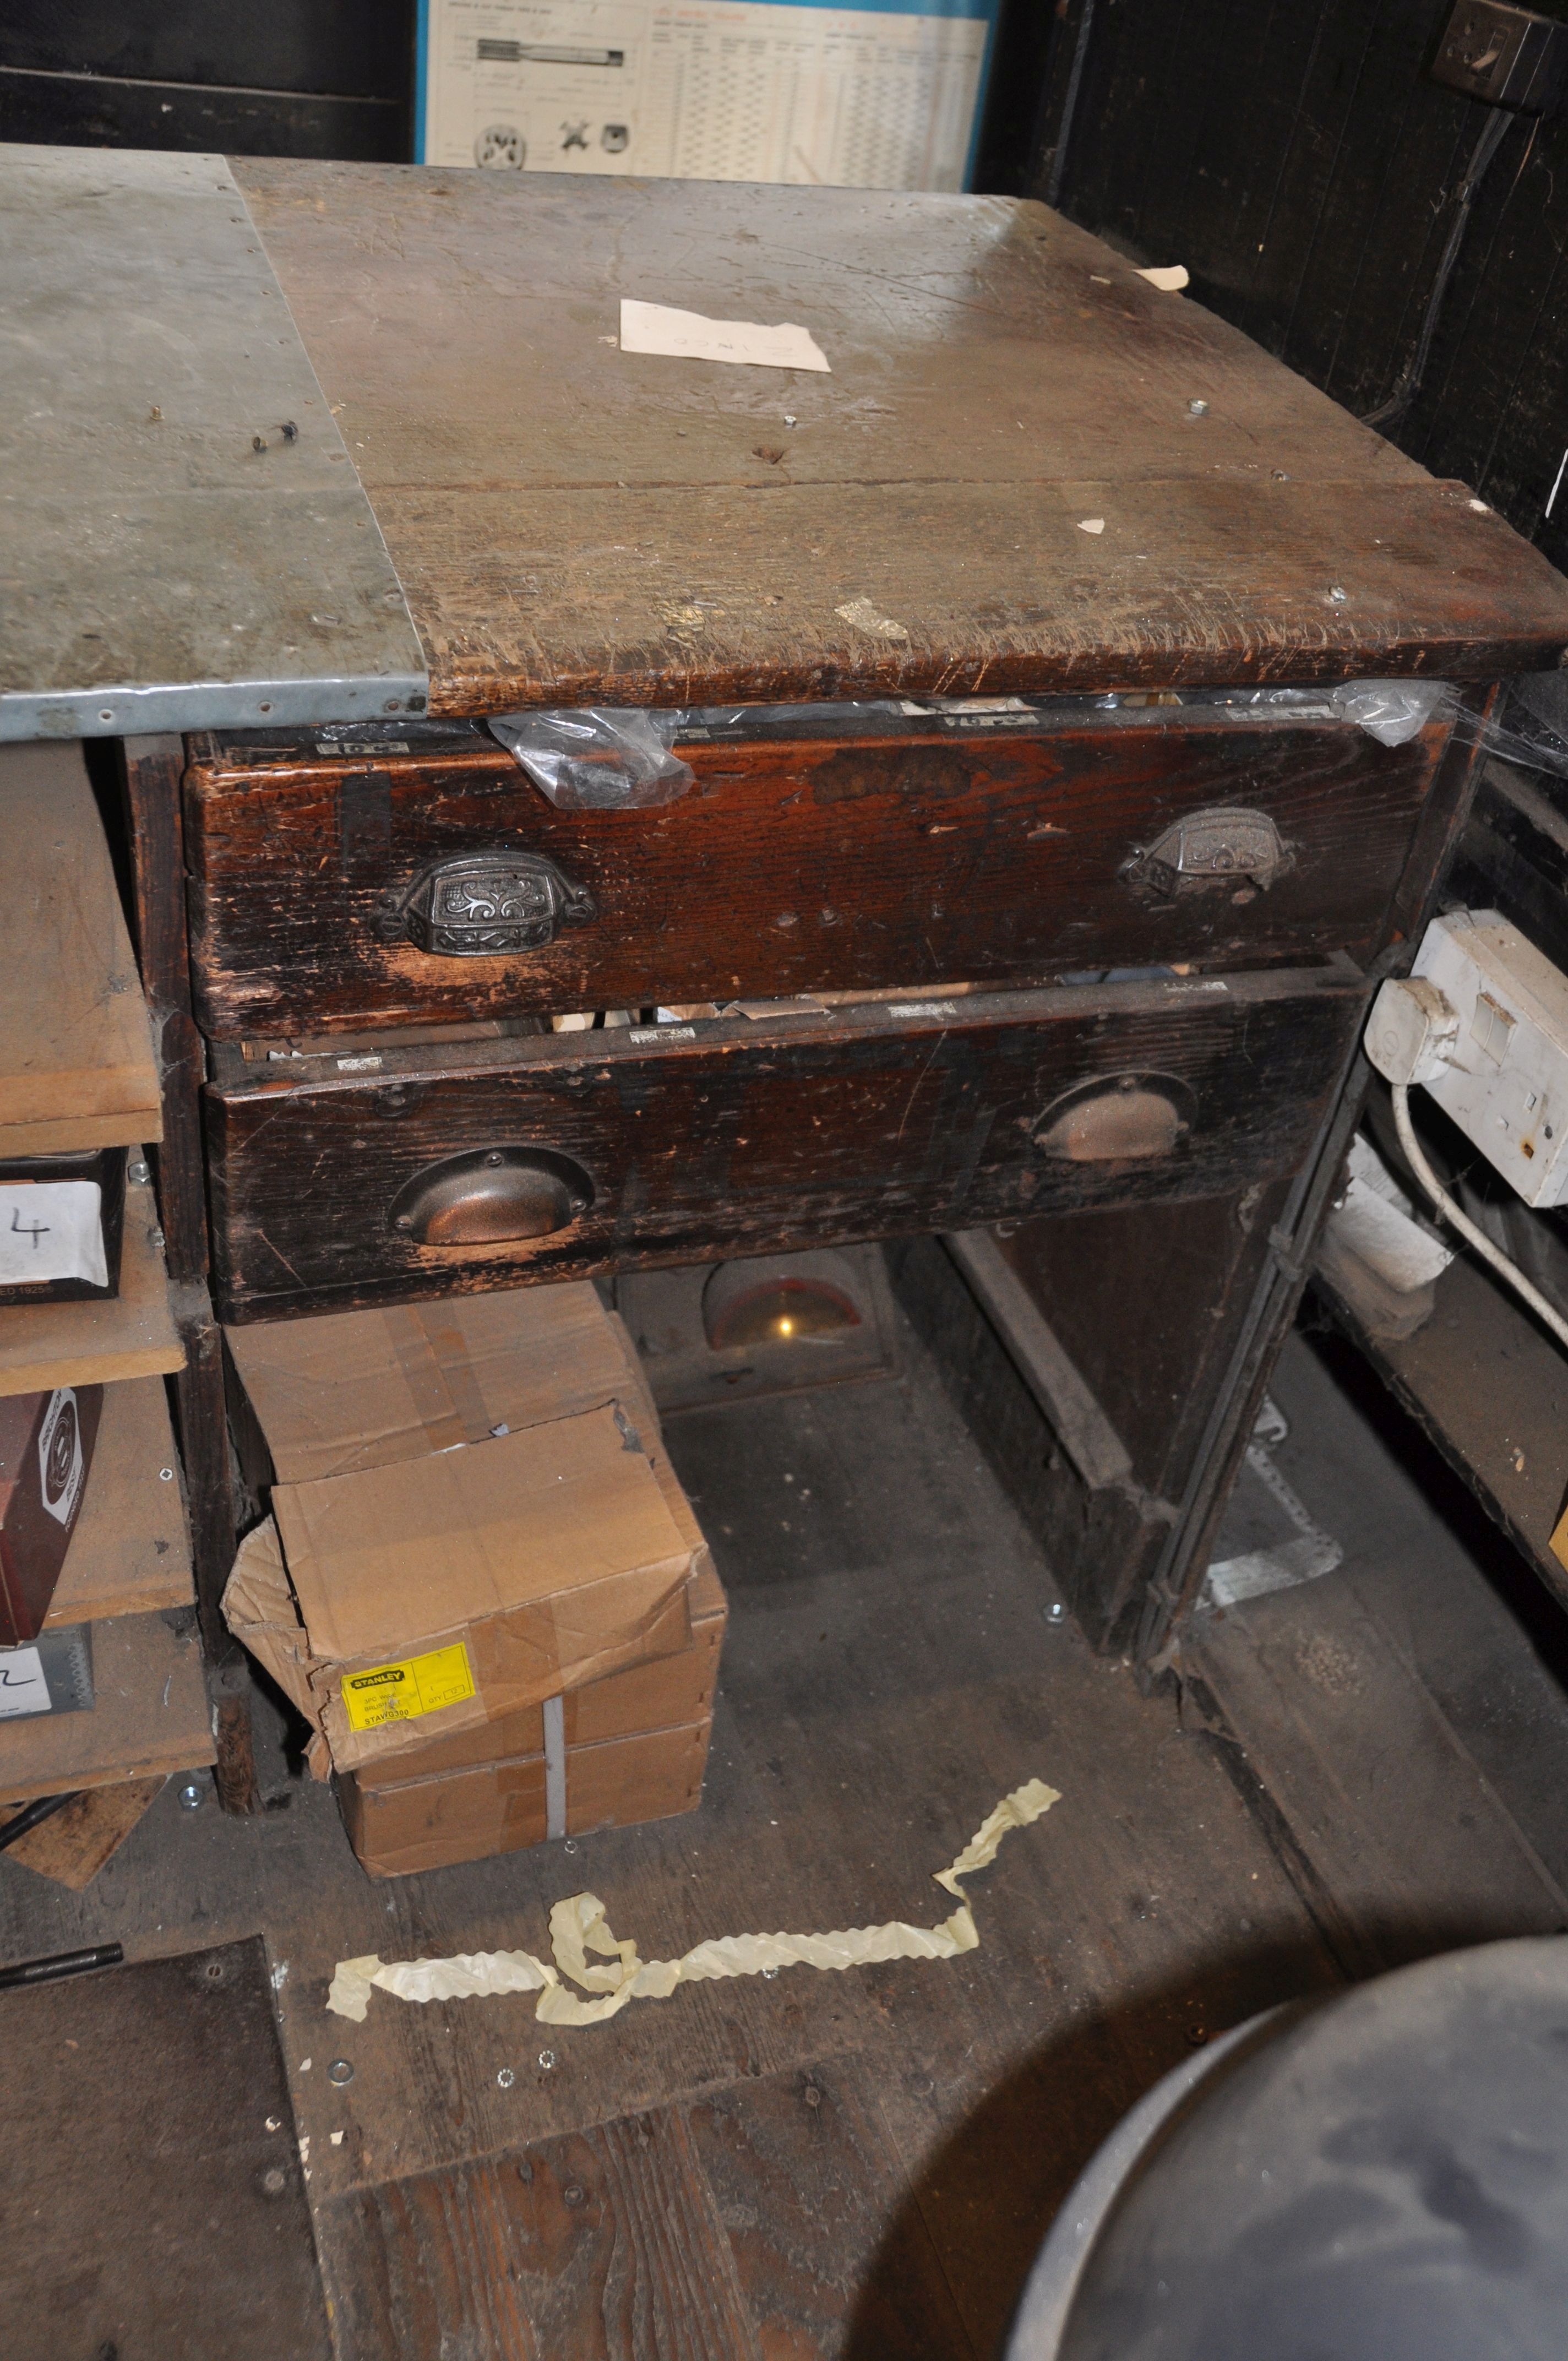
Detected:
[
  {"left": 1035, "top": 1073, "right": 1195, "bottom": 1162},
  {"left": 376, "top": 853, "right": 597, "bottom": 956},
  {"left": 389, "top": 1148, "right": 595, "bottom": 1244}
]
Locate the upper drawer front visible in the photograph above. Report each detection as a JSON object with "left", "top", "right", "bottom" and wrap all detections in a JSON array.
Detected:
[
  {"left": 208, "top": 966, "right": 1364, "bottom": 1321},
  {"left": 184, "top": 709, "right": 1443, "bottom": 1038}
]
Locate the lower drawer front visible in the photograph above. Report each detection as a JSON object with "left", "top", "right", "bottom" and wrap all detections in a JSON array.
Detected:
[
  {"left": 208, "top": 969, "right": 1364, "bottom": 1321},
  {"left": 184, "top": 708, "right": 1441, "bottom": 1037}
]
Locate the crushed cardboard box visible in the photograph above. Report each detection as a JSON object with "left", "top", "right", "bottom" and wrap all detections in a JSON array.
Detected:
[
  {"left": 340, "top": 1552, "right": 724, "bottom": 1879},
  {"left": 222, "top": 1285, "right": 722, "bottom": 1804},
  {"left": 225, "top": 1402, "right": 696, "bottom": 1776},
  {"left": 225, "top": 1287, "right": 631, "bottom": 1485}
]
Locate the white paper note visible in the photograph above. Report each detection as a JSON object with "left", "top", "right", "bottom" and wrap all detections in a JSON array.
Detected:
[
  {"left": 0, "top": 1182, "right": 106, "bottom": 1289},
  {"left": 619, "top": 299, "right": 830, "bottom": 371},
  {"left": 0, "top": 1647, "right": 51, "bottom": 1720}
]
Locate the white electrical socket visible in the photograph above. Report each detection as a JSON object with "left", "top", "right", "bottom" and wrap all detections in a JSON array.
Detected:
[{"left": 1368, "top": 910, "right": 1568, "bottom": 1207}]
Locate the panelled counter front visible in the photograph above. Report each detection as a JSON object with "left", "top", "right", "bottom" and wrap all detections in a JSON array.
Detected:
[{"left": 84, "top": 158, "right": 1568, "bottom": 1805}]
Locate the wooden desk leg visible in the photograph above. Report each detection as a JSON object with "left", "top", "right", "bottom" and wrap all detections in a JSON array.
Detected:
[{"left": 118, "top": 735, "right": 259, "bottom": 1814}]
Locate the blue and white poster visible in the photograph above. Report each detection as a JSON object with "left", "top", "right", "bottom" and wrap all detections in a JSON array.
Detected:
[{"left": 417, "top": 0, "right": 999, "bottom": 191}]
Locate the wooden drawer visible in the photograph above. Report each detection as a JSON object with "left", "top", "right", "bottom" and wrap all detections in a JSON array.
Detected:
[
  {"left": 183, "top": 703, "right": 1444, "bottom": 1039},
  {"left": 208, "top": 965, "right": 1365, "bottom": 1321}
]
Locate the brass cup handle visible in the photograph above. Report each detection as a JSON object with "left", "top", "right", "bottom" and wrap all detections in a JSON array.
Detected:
[
  {"left": 1035, "top": 1073, "right": 1195, "bottom": 1162},
  {"left": 389, "top": 1148, "right": 595, "bottom": 1245}
]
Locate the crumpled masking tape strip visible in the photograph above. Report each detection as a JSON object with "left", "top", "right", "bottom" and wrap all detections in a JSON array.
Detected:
[{"left": 326, "top": 1776, "right": 1060, "bottom": 2026}]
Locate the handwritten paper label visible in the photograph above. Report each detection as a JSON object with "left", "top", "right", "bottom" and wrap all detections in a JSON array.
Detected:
[
  {"left": 619, "top": 299, "right": 830, "bottom": 372},
  {"left": 0, "top": 1182, "right": 106, "bottom": 1289},
  {"left": 0, "top": 1646, "right": 51, "bottom": 1720}
]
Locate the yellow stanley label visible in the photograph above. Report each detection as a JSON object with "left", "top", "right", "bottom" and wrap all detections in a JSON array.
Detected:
[{"left": 340, "top": 1640, "right": 476, "bottom": 1733}]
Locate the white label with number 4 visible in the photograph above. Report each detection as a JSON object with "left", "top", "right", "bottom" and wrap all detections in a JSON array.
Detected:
[{"left": 0, "top": 1182, "right": 106, "bottom": 1288}]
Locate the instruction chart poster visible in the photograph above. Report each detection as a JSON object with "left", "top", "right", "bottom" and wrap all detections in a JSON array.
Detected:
[{"left": 416, "top": 0, "right": 998, "bottom": 191}]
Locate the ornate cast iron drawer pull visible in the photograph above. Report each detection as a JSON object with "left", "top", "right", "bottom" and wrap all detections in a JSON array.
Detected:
[
  {"left": 376, "top": 853, "right": 597, "bottom": 955},
  {"left": 1123, "top": 807, "right": 1288, "bottom": 902},
  {"left": 389, "top": 1147, "right": 595, "bottom": 1244}
]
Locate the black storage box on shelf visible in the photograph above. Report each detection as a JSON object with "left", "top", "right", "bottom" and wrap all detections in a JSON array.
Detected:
[{"left": 0, "top": 1147, "right": 128, "bottom": 1307}]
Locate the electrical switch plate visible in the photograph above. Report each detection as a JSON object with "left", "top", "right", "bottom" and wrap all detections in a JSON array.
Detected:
[
  {"left": 1432, "top": 2, "right": 1568, "bottom": 112},
  {"left": 1411, "top": 910, "right": 1568, "bottom": 1207}
]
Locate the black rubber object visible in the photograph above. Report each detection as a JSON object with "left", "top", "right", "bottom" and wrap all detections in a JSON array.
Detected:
[{"left": 1011, "top": 1938, "right": 1568, "bottom": 2360}]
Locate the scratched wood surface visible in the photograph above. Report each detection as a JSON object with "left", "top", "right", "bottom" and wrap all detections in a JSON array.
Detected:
[{"left": 230, "top": 164, "right": 1568, "bottom": 710}]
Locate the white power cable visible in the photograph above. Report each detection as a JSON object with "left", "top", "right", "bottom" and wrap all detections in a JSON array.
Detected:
[{"left": 1391, "top": 1081, "right": 1568, "bottom": 1359}]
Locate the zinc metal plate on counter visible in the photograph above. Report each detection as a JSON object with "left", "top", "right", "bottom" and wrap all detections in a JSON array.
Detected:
[
  {"left": 206, "top": 966, "right": 1366, "bottom": 1321},
  {"left": 0, "top": 146, "right": 428, "bottom": 742}
]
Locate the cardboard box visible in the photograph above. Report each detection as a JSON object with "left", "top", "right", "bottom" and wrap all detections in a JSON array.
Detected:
[
  {"left": 341, "top": 1718, "right": 712, "bottom": 1880},
  {"left": 350, "top": 1555, "right": 726, "bottom": 1789},
  {"left": 0, "top": 1386, "right": 103, "bottom": 1644},
  {"left": 224, "top": 1286, "right": 630, "bottom": 1485},
  {"left": 224, "top": 1402, "right": 696, "bottom": 1775}
]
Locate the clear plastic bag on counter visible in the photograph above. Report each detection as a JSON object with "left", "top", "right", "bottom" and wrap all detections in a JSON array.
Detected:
[
  {"left": 489, "top": 709, "right": 694, "bottom": 808},
  {"left": 1204, "top": 679, "right": 1453, "bottom": 745},
  {"left": 1326, "top": 680, "right": 1452, "bottom": 746}
]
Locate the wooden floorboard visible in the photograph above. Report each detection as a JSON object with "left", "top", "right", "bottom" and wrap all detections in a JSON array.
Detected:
[
  {"left": 1186, "top": 1329, "right": 1568, "bottom": 1983},
  {"left": 0, "top": 1317, "right": 1365, "bottom": 2355}
]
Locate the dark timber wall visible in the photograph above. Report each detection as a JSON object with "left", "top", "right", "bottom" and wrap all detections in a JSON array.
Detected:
[{"left": 0, "top": 3, "right": 414, "bottom": 160}]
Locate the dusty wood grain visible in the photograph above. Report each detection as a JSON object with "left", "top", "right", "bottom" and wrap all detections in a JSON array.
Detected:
[
  {"left": 206, "top": 970, "right": 1364, "bottom": 1321},
  {"left": 44, "top": 1372, "right": 193, "bottom": 1626},
  {"left": 0, "top": 1609, "right": 211, "bottom": 1802},
  {"left": 184, "top": 713, "right": 1442, "bottom": 1038},
  {"left": 0, "top": 741, "right": 162, "bottom": 1152},
  {"left": 0, "top": 1938, "right": 329, "bottom": 2361},
  {"left": 325, "top": 2061, "right": 974, "bottom": 2361},
  {"left": 327, "top": 2113, "right": 760, "bottom": 2361},
  {"left": 0, "top": 1162, "right": 183, "bottom": 1395},
  {"left": 687, "top": 2061, "right": 975, "bottom": 2359},
  {"left": 0, "top": 1773, "right": 165, "bottom": 1886},
  {"left": 229, "top": 162, "right": 1568, "bottom": 709}
]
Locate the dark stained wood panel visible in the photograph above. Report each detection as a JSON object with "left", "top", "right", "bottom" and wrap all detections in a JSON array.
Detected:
[
  {"left": 184, "top": 712, "right": 1444, "bottom": 1037},
  {"left": 205, "top": 966, "right": 1364, "bottom": 1319},
  {"left": 229, "top": 161, "right": 1568, "bottom": 709}
]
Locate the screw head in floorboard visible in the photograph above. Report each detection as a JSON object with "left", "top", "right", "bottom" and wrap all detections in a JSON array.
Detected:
[
  {"left": 563, "top": 2183, "right": 586, "bottom": 2206},
  {"left": 328, "top": 2059, "right": 355, "bottom": 2086},
  {"left": 177, "top": 1781, "right": 204, "bottom": 1809},
  {"left": 262, "top": 2168, "right": 287, "bottom": 2196}
]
